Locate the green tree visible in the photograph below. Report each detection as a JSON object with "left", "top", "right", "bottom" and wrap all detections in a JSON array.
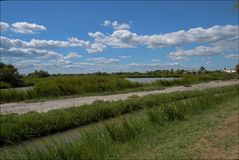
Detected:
[
  {"left": 235, "top": 64, "right": 239, "bottom": 74},
  {"left": 28, "top": 70, "right": 50, "bottom": 78},
  {"left": 0, "top": 62, "right": 23, "bottom": 87},
  {"left": 199, "top": 66, "right": 206, "bottom": 73}
]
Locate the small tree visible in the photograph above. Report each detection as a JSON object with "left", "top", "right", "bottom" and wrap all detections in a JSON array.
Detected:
[
  {"left": 199, "top": 66, "right": 206, "bottom": 73},
  {"left": 236, "top": 64, "right": 239, "bottom": 74},
  {"left": 170, "top": 68, "right": 174, "bottom": 74},
  {"left": 0, "top": 62, "right": 23, "bottom": 87},
  {"left": 28, "top": 70, "right": 50, "bottom": 78}
]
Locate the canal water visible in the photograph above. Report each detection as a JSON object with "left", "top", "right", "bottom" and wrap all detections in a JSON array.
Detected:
[{"left": 125, "top": 77, "right": 181, "bottom": 83}]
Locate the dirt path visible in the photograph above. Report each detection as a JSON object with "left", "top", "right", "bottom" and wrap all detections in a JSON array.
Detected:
[{"left": 0, "top": 80, "right": 238, "bottom": 114}]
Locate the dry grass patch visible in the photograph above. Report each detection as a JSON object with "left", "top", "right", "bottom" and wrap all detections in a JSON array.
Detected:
[{"left": 195, "top": 112, "right": 239, "bottom": 159}]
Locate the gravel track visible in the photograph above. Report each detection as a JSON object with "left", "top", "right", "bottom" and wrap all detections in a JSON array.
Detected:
[{"left": 0, "top": 80, "right": 238, "bottom": 114}]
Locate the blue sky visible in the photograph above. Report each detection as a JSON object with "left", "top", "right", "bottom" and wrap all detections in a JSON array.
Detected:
[{"left": 0, "top": 1, "right": 238, "bottom": 74}]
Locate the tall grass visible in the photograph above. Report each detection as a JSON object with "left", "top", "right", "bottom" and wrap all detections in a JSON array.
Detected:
[
  {"left": 1, "top": 85, "right": 237, "bottom": 160},
  {"left": 104, "top": 117, "right": 144, "bottom": 143},
  {"left": 153, "top": 72, "right": 238, "bottom": 87},
  {"left": 0, "top": 85, "right": 237, "bottom": 146},
  {"left": 0, "top": 76, "right": 142, "bottom": 103},
  {"left": 1, "top": 73, "right": 237, "bottom": 103}
]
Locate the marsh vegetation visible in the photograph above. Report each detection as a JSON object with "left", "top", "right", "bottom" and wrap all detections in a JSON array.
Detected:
[
  {"left": 1, "top": 72, "right": 237, "bottom": 103},
  {"left": 0, "top": 85, "right": 238, "bottom": 159}
]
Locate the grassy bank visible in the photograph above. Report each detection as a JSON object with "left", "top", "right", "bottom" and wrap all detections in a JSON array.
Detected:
[
  {"left": 0, "top": 85, "right": 237, "bottom": 159},
  {"left": 0, "top": 76, "right": 142, "bottom": 103},
  {"left": 0, "top": 85, "right": 237, "bottom": 147},
  {"left": 0, "top": 72, "right": 237, "bottom": 103},
  {"left": 112, "top": 92, "right": 238, "bottom": 159}
]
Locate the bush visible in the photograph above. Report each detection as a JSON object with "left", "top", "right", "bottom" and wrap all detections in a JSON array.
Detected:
[
  {"left": 0, "top": 81, "right": 11, "bottom": 89},
  {"left": 28, "top": 70, "right": 50, "bottom": 78}
]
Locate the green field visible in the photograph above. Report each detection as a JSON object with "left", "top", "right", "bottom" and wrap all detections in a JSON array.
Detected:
[{"left": 0, "top": 85, "right": 238, "bottom": 159}]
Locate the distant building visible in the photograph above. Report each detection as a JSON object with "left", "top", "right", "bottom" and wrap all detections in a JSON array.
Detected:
[
  {"left": 222, "top": 68, "right": 236, "bottom": 73},
  {"left": 183, "top": 70, "right": 199, "bottom": 74}
]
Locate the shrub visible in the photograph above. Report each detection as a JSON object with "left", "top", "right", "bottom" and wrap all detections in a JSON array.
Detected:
[{"left": 0, "top": 81, "right": 11, "bottom": 89}]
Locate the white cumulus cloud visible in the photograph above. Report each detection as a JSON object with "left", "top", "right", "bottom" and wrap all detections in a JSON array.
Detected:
[
  {"left": 64, "top": 52, "right": 82, "bottom": 59},
  {"left": 151, "top": 59, "right": 161, "bottom": 62},
  {"left": 68, "top": 37, "right": 90, "bottom": 48},
  {"left": 11, "top": 22, "right": 46, "bottom": 34},
  {"left": 86, "top": 43, "right": 107, "bottom": 53},
  {"left": 2, "top": 21, "right": 239, "bottom": 68},
  {"left": 1, "top": 47, "right": 61, "bottom": 58},
  {"left": 224, "top": 54, "right": 239, "bottom": 59},
  {"left": 112, "top": 21, "right": 130, "bottom": 30},
  {"left": 101, "top": 20, "right": 131, "bottom": 30},
  {"left": 87, "top": 57, "right": 119, "bottom": 64},
  {"left": 0, "top": 22, "right": 9, "bottom": 32},
  {"left": 169, "top": 40, "right": 238, "bottom": 60},
  {"left": 86, "top": 25, "right": 238, "bottom": 53},
  {"left": 101, "top": 20, "right": 111, "bottom": 27},
  {"left": 119, "top": 55, "right": 131, "bottom": 59},
  {"left": 1, "top": 36, "right": 71, "bottom": 49}
]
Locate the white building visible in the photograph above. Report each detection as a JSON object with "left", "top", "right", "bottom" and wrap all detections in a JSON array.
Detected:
[{"left": 222, "top": 68, "right": 236, "bottom": 73}]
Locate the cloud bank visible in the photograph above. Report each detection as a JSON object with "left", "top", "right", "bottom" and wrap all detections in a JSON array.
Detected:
[{"left": 1, "top": 20, "right": 238, "bottom": 73}]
